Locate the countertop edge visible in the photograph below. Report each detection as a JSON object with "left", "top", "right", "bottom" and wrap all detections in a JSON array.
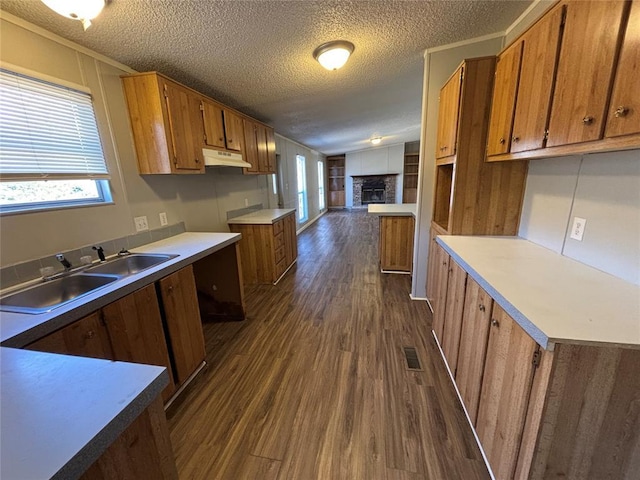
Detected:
[{"left": 227, "top": 208, "right": 296, "bottom": 225}]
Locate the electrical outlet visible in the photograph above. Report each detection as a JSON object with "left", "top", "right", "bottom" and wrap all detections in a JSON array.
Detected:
[
  {"left": 159, "top": 212, "right": 168, "bottom": 226},
  {"left": 570, "top": 217, "right": 586, "bottom": 241},
  {"left": 134, "top": 216, "right": 149, "bottom": 232}
]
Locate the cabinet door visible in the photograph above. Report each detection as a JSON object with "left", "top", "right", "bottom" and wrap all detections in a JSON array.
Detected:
[
  {"left": 243, "top": 119, "right": 259, "bottom": 173},
  {"left": 476, "top": 304, "right": 538, "bottom": 480},
  {"left": 201, "top": 99, "right": 226, "bottom": 149},
  {"left": 102, "top": 284, "right": 176, "bottom": 401},
  {"left": 431, "top": 243, "right": 450, "bottom": 341},
  {"left": 284, "top": 213, "right": 297, "bottom": 267},
  {"left": 440, "top": 259, "right": 467, "bottom": 374},
  {"left": 435, "top": 67, "right": 463, "bottom": 159},
  {"left": 159, "top": 266, "right": 206, "bottom": 385},
  {"left": 455, "top": 278, "right": 493, "bottom": 425},
  {"left": 256, "top": 123, "right": 270, "bottom": 173},
  {"left": 223, "top": 109, "right": 244, "bottom": 152},
  {"left": 487, "top": 41, "right": 523, "bottom": 156},
  {"left": 265, "top": 127, "right": 276, "bottom": 173},
  {"left": 379, "top": 216, "right": 415, "bottom": 273},
  {"left": 163, "top": 80, "right": 204, "bottom": 172},
  {"left": 547, "top": 1, "right": 628, "bottom": 147},
  {"left": 605, "top": 0, "right": 640, "bottom": 138},
  {"left": 25, "top": 311, "right": 113, "bottom": 360},
  {"left": 511, "top": 4, "right": 564, "bottom": 153}
]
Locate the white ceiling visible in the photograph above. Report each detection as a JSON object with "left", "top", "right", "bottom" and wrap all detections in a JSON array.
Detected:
[{"left": 0, "top": 1, "right": 532, "bottom": 155}]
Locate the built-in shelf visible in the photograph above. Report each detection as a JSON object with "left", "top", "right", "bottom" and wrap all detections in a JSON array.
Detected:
[
  {"left": 403, "top": 150, "right": 420, "bottom": 203},
  {"left": 326, "top": 155, "right": 346, "bottom": 208}
]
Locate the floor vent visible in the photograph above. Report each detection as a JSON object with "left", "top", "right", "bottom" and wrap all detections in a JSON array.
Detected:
[{"left": 403, "top": 347, "right": 422, "bottom": 370}]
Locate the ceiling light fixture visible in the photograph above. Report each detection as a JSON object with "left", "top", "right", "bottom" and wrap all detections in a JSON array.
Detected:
[
  {"left": 370, "top": 137, "right": 382, "bottom": 146},
  {"left": 40, "top": 0, "right": 106, "bottom": 30},
  {"left": 313, "top": 40, "right": 355, "bottom": 71}
]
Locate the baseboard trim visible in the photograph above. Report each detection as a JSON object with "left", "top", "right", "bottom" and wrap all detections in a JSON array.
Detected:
[
  {"left": 409, "top": 294, "right": 428, "bottom": 301},
  {"left": 296, "top": 210, "right": 327, "bottom": 235}
]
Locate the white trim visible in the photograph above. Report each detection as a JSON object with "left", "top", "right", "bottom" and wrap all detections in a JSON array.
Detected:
[
  {"left": 409, "top": 294, "right": 428, "bottom": 302},
  {"left": 274, "top": 133, "right": 321, "bottom": 156},
  {"left": 0, "top": 61, "right": 91, "bottom": 94},
  {"left": 423, "top": 31, "right": 505, "bottom": 57},
  {"left": 296, "top": 209, "right": 327, "bottom": 235},
  {"left": 504, "top": 0, "right": 546, "bottom": 38},
  {"left": 343, "top": 141, "right": 409, "bottom": 156},
  {"left": 0, "top": 10, "right": 137, "bottom": 74}
]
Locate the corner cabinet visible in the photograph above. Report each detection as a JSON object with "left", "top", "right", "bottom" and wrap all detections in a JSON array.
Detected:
[
  {"left": 487, "top": 0, "right": 640, "bottom": 161},
  {"left": 430, "top": 57, "right": 528, "bottom": 235},
  {"left": 122, "top": 71, "right": 276, "bottom": 175}
]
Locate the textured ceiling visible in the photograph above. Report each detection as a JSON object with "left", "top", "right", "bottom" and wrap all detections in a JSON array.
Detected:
[{"left": 0, "top": 1, "right": 531, "bottom": 155}]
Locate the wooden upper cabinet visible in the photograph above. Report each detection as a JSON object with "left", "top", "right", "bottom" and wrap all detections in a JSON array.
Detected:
[
  {"left": 605, "top": 0, "right": 640, "bottom": 138},
  {"left": 201, "top": 99, "right": 226, "bottom": 149},
  {"left": 265, "top": 127, "right": 276, "bottom": 173},
  {"left": 435, "top": 66, "right": 463, "bottom": 159},
  {"left": 162, "top": 79, "right": 204, "bottom": 172},
  {"left": 242, "top": 118, "right": 276, "bottom": 174},
  {"left": 243, "top": 118, "right": 259, "bottom": 173},
  {"left": 256, "top": 123, "right": 270, "bottom": 172},
  {"left": 223, "top": 109, "right": 244, "bottom": 152},
  {"left": 510, "top": 4, "right": 564, "bottom": 153},
  {"left": 487, "top": 41, "right": 523, "bottom": 156},
  {"left": 547, "top": 0, "right": 628, "bottom": 147},
  {"left": 25, "top": 311, "right": 114, "bottom": 360},
  {"left": 476, "top": 304, "right": 538, "bottom": 480}
]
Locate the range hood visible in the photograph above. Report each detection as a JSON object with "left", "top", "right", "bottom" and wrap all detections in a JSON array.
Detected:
[{"left": 202, "top": 148, "right": 252, "bottom": 168}]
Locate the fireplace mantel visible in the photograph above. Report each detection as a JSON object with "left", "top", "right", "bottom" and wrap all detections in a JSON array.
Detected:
[{"left": 350, "top": 173, "right": 400, "bottom": 178}]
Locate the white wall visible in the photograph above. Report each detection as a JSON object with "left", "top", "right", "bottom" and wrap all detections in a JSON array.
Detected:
[
  {"left": 344, "top": 144, "right": 405, "bottom": 207},
  {"left": 0, "top": 15, "right": 324, "bottom": 266},
  {"left": 519, "top": 151, "right": 640, "bottom": 285},
  {"left": 412, "top": 35, "right": 504, "bottom": 299}
]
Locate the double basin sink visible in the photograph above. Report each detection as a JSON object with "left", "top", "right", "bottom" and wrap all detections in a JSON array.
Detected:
[{"left": 0, "top": 254, "right": 178, "bottom": 315}]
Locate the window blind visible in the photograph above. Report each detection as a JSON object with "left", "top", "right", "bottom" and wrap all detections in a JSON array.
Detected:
[{"left": 0, "top": 68, "right": 109, "bottom": 180}]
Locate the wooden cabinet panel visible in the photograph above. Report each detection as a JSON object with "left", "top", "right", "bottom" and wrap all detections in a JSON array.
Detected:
[
  {"left": 435, "top": 67, "right": 463, "bottom": 158},
  {"left": 487, "top": 41, "right": 523, "bottom": 156},
  {"left": 223, "top": 109, "right": 244, "bottom": 152},
  {"left": 256, "top": 123, "right": 270, "bottom": 173},
  {"left": 102, "top": 284, "right": 176, "bottom": 402},
  {"left": 241, "top": 119, "right": 275, "bottom": 174},
  {"left": 510, "top": 4, "right": 564, "bottom": 153},
  {"left": 243, "top": 118, "right": 259, "bottom": 173},
  {"left": 159, "top": 265, "right": 206, "bottom": 385},
  {"left": 201, "top": 100, "right": 226, "bottom": 149},
  {"left": 431, "top": 242, "right": 450, "bottom": 341},
  {"left": 265, "top": 126, "right": 276, "bottom": 173},
  {"left": 547, "top": 1, "right": 628, "bottom": 147},
  {"left": 378, "top": 216, "right": 415, "bottom": 273},
  {"left": 283, "top": 212, "right": 297, "bottom": 268},
  {"left": 605, "top": 0, "right": 640, "bottom": 138},
  {"left": 440, "top": 259, "right": 467, "bottom": 374},
  {"left": 426, "top": 227, "right": 440, "bottom": 305},
  {"left": 25, "top": 311, "right": 113, "bottom": 360},
  {"left": 162, "top": 80, "right": 204, "bottom": 171},
  {"left": 476, "top": 304, "right": 538, "bottom": 480},
  {"left": 455, "top": 278, "right": 493, "bottom": 425}
]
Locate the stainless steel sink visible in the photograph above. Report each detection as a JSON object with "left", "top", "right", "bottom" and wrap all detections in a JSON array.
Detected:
[
  {"left": 0, "top": 273, "right": 120, "bottom": 315},
  {"left": 87, "top": 253, "right": 178, "bottom": 276}
]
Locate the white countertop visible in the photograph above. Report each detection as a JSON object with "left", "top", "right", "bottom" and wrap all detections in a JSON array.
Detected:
[
  {"left": 227, "top": 208, "right": 296, "bottom": 225},
  {"left": 1, "top": 347, "right": 167, "bottom": 479},
  {"left": 0, "top": 232, "right": 241, "bottom": 347},
  {"left": 437, "top": 236, "right": 640, "bottom": 350},
  {"left": 367, "top": 203, "right": 416, "bottom": 216}
]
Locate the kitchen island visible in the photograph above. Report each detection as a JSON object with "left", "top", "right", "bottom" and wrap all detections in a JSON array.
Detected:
[{"left": 368, "top": 203, "right": 416, "bottom": 273}]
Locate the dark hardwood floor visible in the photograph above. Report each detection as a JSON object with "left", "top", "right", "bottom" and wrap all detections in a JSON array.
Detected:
[{"left": 166, "top": 210, "right": 489, "bottom": 480}]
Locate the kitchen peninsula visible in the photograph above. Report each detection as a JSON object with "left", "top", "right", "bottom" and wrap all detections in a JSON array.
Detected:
[{"left": 368, "top": 203, "right": 416, "bottom": 273}]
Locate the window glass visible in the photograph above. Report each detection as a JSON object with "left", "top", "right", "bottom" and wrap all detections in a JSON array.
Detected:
[{"left": 296, "top": 155, "right": 307, "bottom": 222}]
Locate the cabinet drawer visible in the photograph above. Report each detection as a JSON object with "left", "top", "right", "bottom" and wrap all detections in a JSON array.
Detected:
[
  {"left": 275, "top": 257, "right": 287, "bottom": 278},
  {"left": 274, "top": 245, "right": 285, "bottom": 264},
  {"left": 274, "top": 231, "right": 285, "bottom": 250},
  {"left": 273, "top": 219, "right": 284, "bottom": 235}
]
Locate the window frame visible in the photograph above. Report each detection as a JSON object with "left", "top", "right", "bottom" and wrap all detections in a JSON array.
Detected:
[
  {"left": 296, "top": 154, "right": 308, "bottom": 222},
  {"left": 317, "top": 160, "right": 325, "bottom": 211}
]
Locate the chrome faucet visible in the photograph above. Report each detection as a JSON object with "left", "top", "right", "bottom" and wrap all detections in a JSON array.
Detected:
[
  {"left": 55, "top": 253, "right": 72, "bottom": 270},
  {"left": 92, "top": 246, "right": 106, "bottom": 262}
]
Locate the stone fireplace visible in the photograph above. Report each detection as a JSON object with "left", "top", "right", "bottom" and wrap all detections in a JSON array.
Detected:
[{"left": 351, "top": 174, "right": 398, "bottom": 207}]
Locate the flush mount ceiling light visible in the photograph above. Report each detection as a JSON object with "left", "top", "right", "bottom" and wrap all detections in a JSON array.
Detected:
[
  {"left": 370, "top": 137, "right": 382, "bottom": 145},
  {"left": 313, "top": 40, "right": 355, "bottom": 71},
  {"left": 41, "top": 0, "right": 106, "bottom": 30}
]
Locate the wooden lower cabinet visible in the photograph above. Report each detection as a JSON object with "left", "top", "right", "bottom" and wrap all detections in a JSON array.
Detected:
[
  {"left": 378, "top": 216, "right": 414, "bottom": 273},
  {"left": 440, "top": 259, "right": 467, "bottom": 375},
  {"left": 430, "top": 241, "right": 450, "bottom": 341},
  {"left": 475, "top": 304, "right": 539, "bottom": 480},
  {"left": 81, "top": 396, "right": 178, "bottom": 480},
  {"left": 432, "top": 251, "right": 640, "bottom": 479},
  {"left": 230, "top": 211, "right": 297, "bottom": 285},
  {"left": 159, "top": 265, "right": 205, "bottom": 384},
  {"left": 454, "top": 278, "right": 493, "bottom": 425}
]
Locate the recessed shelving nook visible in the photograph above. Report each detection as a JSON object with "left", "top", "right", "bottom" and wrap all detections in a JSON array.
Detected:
[
  {"left": 402, "top": 141, "right": 420, "bottom": 203},
  {"left": 326, "top": 154, "right": 346, "bottom": 208}
]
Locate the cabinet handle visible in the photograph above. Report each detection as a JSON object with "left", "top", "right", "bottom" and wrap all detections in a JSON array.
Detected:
[
  {"left": 167, "top": 285, "right": 174, "bottom": 292},
  {"left": 85, "top": 330, "right": 95, "bottom": 339},
  {"left": 582, "top": 116, "right": 594, "bottom": 125},
  {"left": 479, "top": 304, "right": 486, "bottom": 312},
  {"left": 219, "top": 137, "right": 224, "bottom": 142},
  {"left": 614, "top": 106, "right": 629, "bottom": 118},
  {"left": 440, "top": 146, "right": 446, "bottom": 151},
  {"left": 491, "top": 319, "right": 499, "bottom": 327},
  {"left": 512, "top": 136, "right": 520, "bottom": 143},
  {"left": 499, "top": 138, "right": 505, "bottom": 145},
  {"left": 195, "top": 158, "right": 200, "bottom": 163}
]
